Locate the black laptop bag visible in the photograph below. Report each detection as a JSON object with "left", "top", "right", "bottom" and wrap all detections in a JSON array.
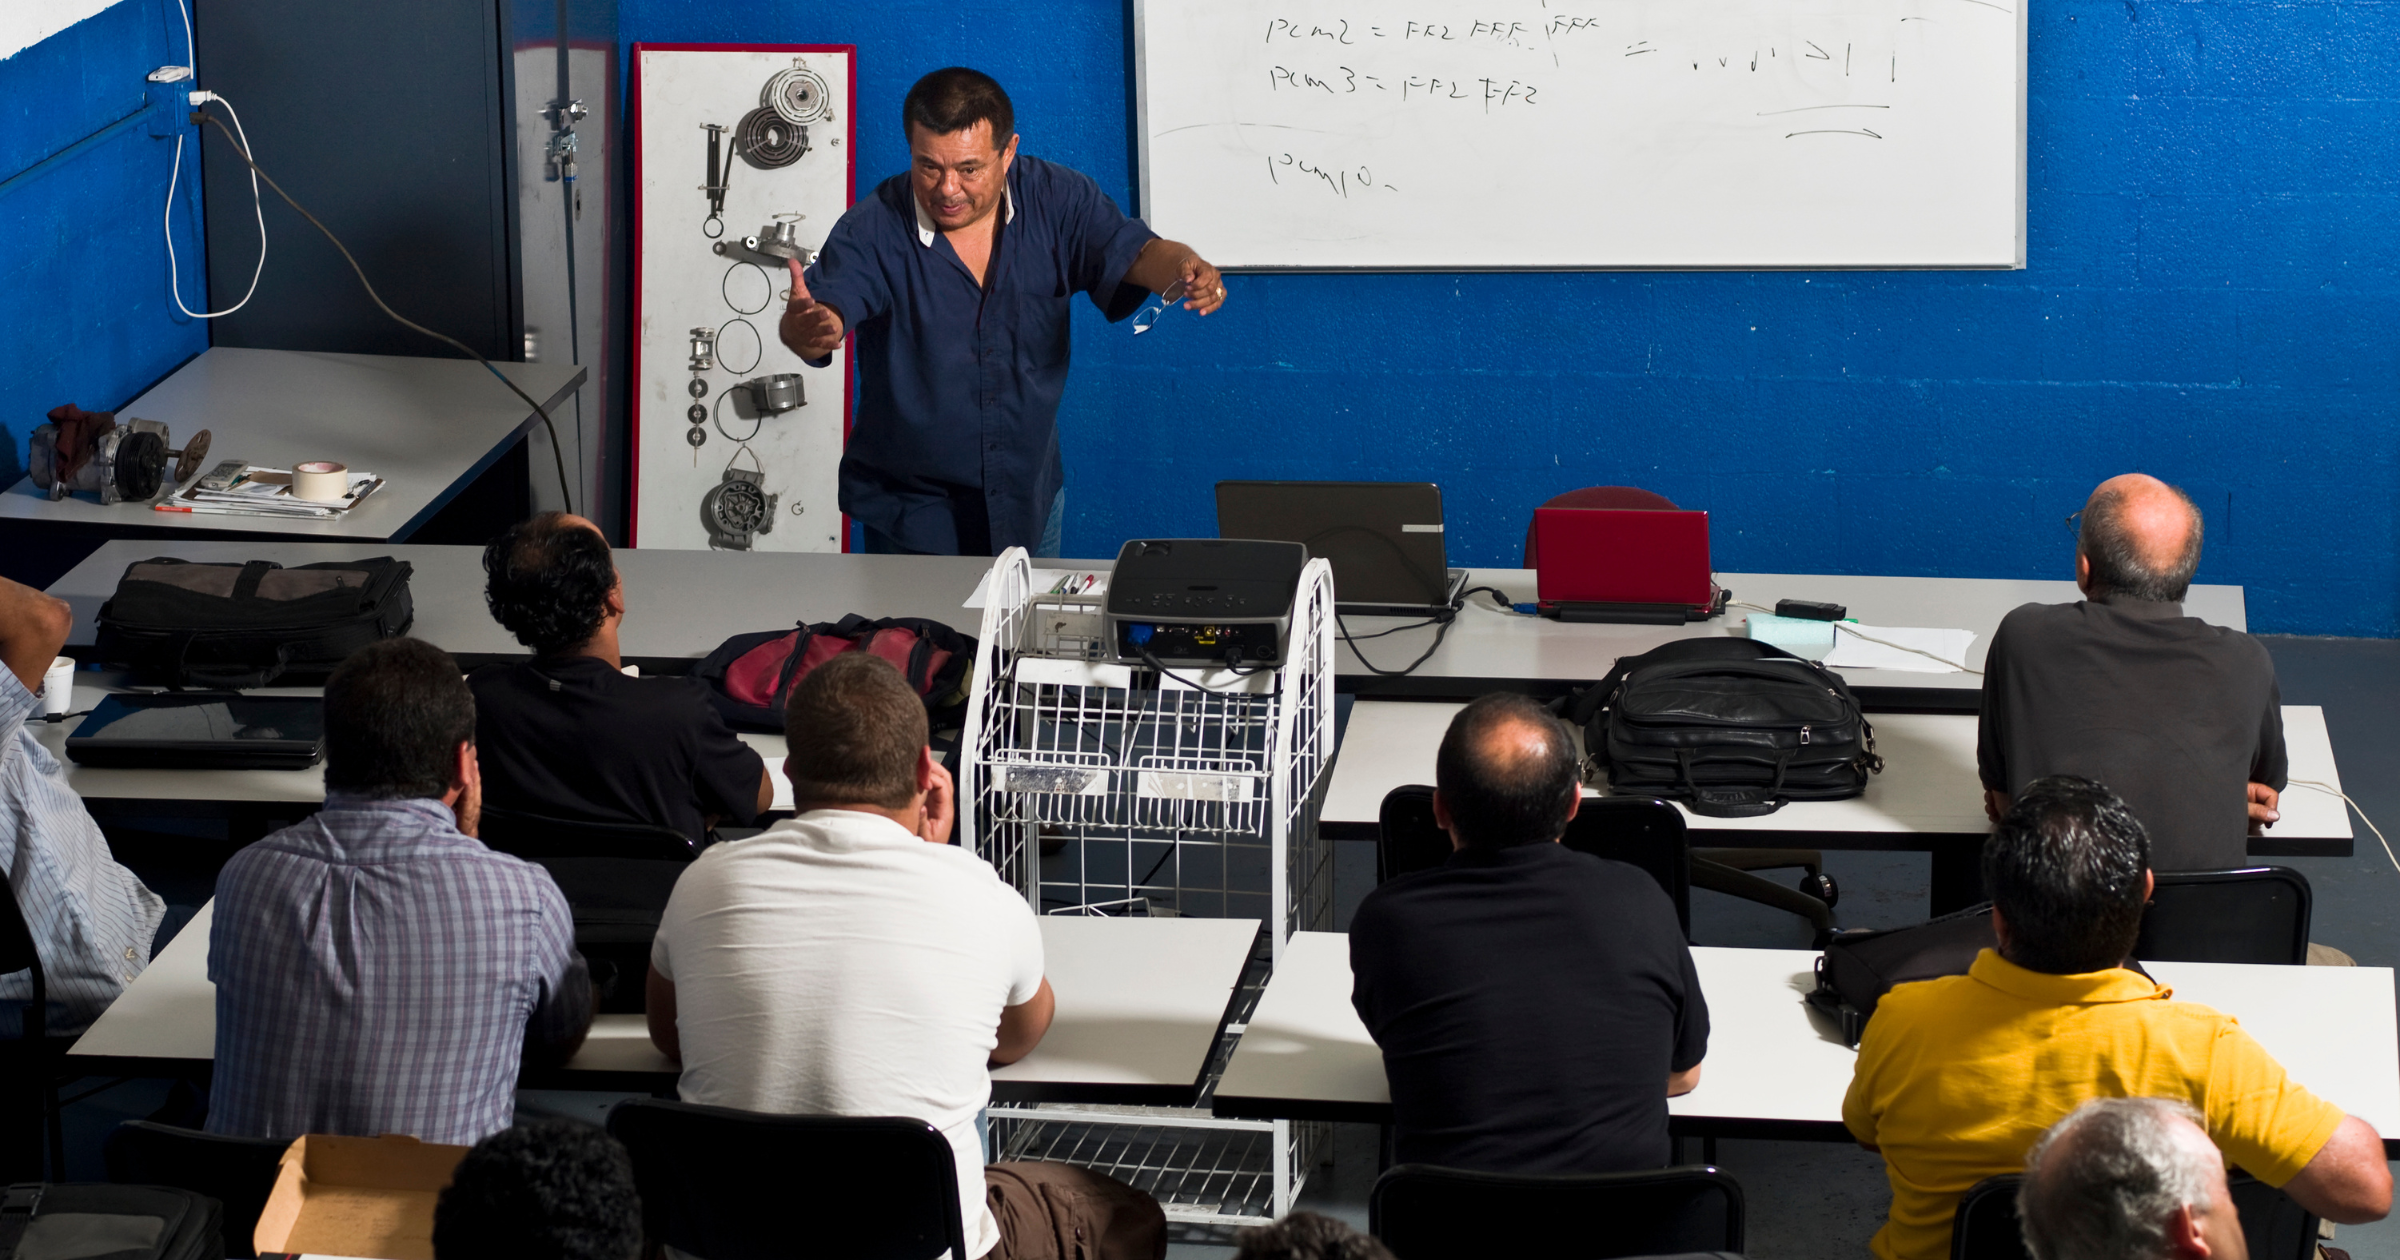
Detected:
[
  {"left": 1804, "top": 904, "right": 1998, "bottom": 1046},
  {"left": 93, "top": 557, "right": 415, "bottom": 689},
  {"left": 0, "top": 1183, "right": 223, "bottom": 1260},
  {"left": 1561, "top": 638, "right": 1882, "bottom": 818}
]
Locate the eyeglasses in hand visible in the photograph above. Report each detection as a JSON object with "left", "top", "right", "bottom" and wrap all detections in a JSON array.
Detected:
[{"left": 1130, "top": 281, "right": 1192, "bottom": 336}]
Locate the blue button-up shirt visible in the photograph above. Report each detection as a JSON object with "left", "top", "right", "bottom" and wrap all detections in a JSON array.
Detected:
[
  {"left": 806, "top": 155, "right": 1157, "bottom": 555},
  {"left": 206, "top": 795, "right": 586, "bottom": 1145},
  {"left": 0, "top": 672, "right": 164, "bottom": 1037}
]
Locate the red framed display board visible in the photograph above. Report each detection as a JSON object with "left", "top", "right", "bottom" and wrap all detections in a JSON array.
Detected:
[{"left": 629, "top": 44, "right": 855, "bottom": 550}]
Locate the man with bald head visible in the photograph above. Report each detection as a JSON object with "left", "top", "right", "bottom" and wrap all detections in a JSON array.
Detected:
[
  {"left": 1348, "top": 693, "right": 1709, "bottom": 1173},
  {"left": 1978, "top": 474, "right": 2286, "bottom": 872}
]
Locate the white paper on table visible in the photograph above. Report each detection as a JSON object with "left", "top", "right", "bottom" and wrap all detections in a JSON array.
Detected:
[
  {"left": 962, "top": 568, "right": 1109, "bottom": 609},
  {"left": 1822, "top": 624, "right": 1979, "bottom": 673}
]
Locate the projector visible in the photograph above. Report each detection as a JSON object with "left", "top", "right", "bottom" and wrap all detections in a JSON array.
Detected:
[{"left": 1105, "top": 538, "right": 1308, "bottom": 667}]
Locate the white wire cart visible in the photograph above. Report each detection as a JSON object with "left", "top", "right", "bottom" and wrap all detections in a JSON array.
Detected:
[{"left": 961, "top": 547, "right": 1339, "bottom": 1227}]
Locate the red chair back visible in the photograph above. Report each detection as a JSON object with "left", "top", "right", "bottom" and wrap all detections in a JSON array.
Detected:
[{"left": 1523, "top": 486, "right": 1681, "bottom": 567}]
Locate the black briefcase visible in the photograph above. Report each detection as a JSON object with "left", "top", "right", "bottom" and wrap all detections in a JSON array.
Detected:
[
  {"left": 1561, "top": 637, "right": 1883, "bottom": 818},
  {"left": 0, "top": 1183, "right": 224, "bottom": 1260},
  {"left": 92, "top": 556, "right": 415, "bottom": 689}
]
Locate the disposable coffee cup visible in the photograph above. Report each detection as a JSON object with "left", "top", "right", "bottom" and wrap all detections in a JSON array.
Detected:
[{"left": 40, "top": 656, "right": 73, "bottom": 717}]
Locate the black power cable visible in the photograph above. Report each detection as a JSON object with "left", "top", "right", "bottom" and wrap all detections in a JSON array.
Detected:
[{"left": 193, "top": 110, "right": 578, "bottom": 515}]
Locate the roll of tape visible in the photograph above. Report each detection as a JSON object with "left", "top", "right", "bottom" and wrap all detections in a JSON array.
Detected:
[{"left": 292, "top": 461, "right": 349, "bottom": 502}]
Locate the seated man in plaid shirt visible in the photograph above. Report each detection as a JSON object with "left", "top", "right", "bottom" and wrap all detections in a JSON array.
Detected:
[{"left": 206, "top": 637, "right": 592, "bottom": 1145}]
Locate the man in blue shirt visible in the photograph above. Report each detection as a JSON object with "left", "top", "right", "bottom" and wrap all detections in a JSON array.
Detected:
[{"left": 782, "top": 66, "right": 1225, "bottom": 557}]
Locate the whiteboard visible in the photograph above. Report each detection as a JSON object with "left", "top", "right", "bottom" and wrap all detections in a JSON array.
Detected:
[
  {"left": 1134, "top": 0, "right": 2026, "bottom": 270},
  {"left": 630, "top": 46, "right": 852, "bottom": 551}
]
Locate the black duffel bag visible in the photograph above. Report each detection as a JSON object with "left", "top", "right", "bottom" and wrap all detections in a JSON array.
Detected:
[
  {"left": 0, "top": 1182, "right": 223, "bottom": 1260},
  {"left": 93, "top": 556, "right": 415, "bottom": 689},
  {"left": 1560, "top": 637, "right": 1882, "bottom": 818}
]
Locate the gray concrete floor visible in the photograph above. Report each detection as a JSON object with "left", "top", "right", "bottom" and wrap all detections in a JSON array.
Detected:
[{"left": 52, "top": 634, "right": 2400, "bottom": 1258}]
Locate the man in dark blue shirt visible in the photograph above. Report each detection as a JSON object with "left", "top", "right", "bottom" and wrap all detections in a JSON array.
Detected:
[{"left": 781, "top": 67, "right": 1224, "bottom": 557}]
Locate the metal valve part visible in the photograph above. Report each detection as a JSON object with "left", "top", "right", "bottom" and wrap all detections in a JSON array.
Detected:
[
  {"left": 743, "top": 374, "right": 804, "bottom": 415},
  {"left": 30, "top": 414, "right": 211, "bottom": 504},
  {"left": 688, "top": 327, "right": 717, "bottom": 374},
  {"left": 712, "top": 215, "right": 817, "bottom": 270}
]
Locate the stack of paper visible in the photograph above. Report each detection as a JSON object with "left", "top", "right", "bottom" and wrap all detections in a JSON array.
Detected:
[
  {"left": 168, "top": 467, "right": 383, "bottom": 519},
  {"left": 1823, "top": 624, "right": 1980, "bottom": 674}
]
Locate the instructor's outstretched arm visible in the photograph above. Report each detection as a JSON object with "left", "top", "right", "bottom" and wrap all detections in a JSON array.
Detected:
[{"left": 1126, "top": 239, "right": 1226, "bottom": 316}]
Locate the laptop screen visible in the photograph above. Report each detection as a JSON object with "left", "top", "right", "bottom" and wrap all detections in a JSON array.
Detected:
[
  {"left": 1533, "top": 508, "right": 1715, "bottom": 607},
  {"left": 1215, "top": 481, "right": 1453, "bottom": 607}
]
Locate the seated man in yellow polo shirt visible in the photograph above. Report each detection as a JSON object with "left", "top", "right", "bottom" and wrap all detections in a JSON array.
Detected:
[{"left": 1843, "top": 775, "right": 2390, "bottom": 1260}]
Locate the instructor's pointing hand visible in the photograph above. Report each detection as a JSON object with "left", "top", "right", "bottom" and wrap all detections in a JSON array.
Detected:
[{"left": 779, "top": 257, "right": 846, "bottom": 360}]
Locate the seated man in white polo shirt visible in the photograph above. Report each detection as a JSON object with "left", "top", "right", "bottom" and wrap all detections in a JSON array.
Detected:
[{"left": 645, "top": 652, "right": 1163, "bottom": 1260}]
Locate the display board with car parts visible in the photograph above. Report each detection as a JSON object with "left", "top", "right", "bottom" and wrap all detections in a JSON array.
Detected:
[{"left": 630, "top": 45, "right": 853, "bottom": 551}]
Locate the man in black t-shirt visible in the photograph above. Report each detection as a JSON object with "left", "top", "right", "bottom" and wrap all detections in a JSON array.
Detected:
[
  {"left": 471, "top": 514, "right": 769, "bottom": 842},
  {"left": 1349, "top": 693, "right": 1709, "bottom": 1174}
]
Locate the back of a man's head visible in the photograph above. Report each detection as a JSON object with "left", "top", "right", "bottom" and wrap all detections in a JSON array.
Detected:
[
  {"left": 483, "top": 511, "right": 616, "bottom": 655},
  {"left": 2079, "top": 475, "right": 2203, "bottom": 604},
  {"left": 784, "top": 652, "right": 927, "bottom": 810},
  {"left": 1232, "top": 1210, "right": 1396, "bottom": 1260},
  {"left": 323, "top": 637, "right": 476, "bottom": 800},
  {"left": 1984, "top": 776, "right": 2150, "bottom": 974},
  {"left": 1434, "top": 692, "right": 1579, "bottom": 850},
  {"left": 2019, "top": 1097, "right": 2227, "bottom": 1260},
  {"left": 432, "top": 1119, "right": 641, "bottom": 1260}
]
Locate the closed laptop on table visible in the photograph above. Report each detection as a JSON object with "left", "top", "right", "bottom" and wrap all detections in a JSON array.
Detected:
[
  {"left": 65, "top": 692, "right": 326, "bottom": 769},
  {"left": 1533, "top": 507, "right": 1728, "bottom": 624},
  {"left": 1215, "top": 481, "right": 1467, "bottom": 616}
]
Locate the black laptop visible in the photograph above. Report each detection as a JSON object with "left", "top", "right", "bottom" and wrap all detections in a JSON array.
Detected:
[
  {"left": 1215, "top": 481, "right": 1468, "bottom": 617},
  {"left": 65, "top": 692, "right": 326, "bottom": 770}
]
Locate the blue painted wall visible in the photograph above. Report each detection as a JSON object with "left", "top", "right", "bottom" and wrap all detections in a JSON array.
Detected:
[
  {"left": 1, "top": 0, "right": 210, "bottom": 504},
  {"left": 623, "top": 0, "right": 2398, "bottom": 636}
]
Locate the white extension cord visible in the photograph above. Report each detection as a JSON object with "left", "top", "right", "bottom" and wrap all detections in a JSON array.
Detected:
[
  {"left": 161, "top": 0, "right": 265, "bottom": 319},
  {"left": 2287, "top": 779, "right": 2400, "bottom": 878}
]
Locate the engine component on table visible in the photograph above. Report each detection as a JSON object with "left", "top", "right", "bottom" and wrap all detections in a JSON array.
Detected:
[
  {"left": 701, "top": 448, "right": 777, "bottom": 550},
  {"left": 688, "top": 326, "right": 718, "bottom": 374},
  {"left": 29, "top": 407, "right": 211, "bottom": 505}
]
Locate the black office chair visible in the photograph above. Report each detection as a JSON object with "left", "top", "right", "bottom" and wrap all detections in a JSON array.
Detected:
[
  {"left": 1376, "top": 785, "right": 1692, "bottom": 937},
  {"left": 104, "top": 1121, "right": 292, "bottom": 1259},
  {"left": 1371, "top": 1164, "right": 1744, "bottom": 1260},
  {"left": 1952, "top": 1169, "right": 2318, "bottom": 1260},
  {"left": 2135, "top": 867, "right": 2312, "bottom": 965},
  {"left": 606, "top": 1097, "right": 965, "bottom": 1260},
  {"left": 0, "top": 873, "right": 63, "bottom": 1181},
  {"left": 479, "top": 805, "right": 702, "bottom": 1013},
  {"left": 1949, "top": 1174, "right": 2027, "bottom": 1260}
]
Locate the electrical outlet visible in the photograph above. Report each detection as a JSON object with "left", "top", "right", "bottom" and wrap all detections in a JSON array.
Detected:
[{"left": 146, "top": 68, "right": 194, "bottom": 138}]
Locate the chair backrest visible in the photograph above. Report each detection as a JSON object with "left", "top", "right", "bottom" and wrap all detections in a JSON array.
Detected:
[
  {"left": 1376, "top": 786, "right": 1691, "bottom": 934},
  {"left": 103, "top": 1121, "right": 291, "bottom": 1259},
  {"left": 1371, "top": 1163, "right": 1743, "bottom": 1259},
  {"left": 2135, "top": 867, "right": 2311, "bottom": 966},
  {"left": 1950, "top": 1174, "right": 2027, "bottom": 1260},
  {"left": 0, "top": 873, "right": 45, "bottom": 1042},
  {"left": 606, "top": 1097, "right": 965, "bottom": 1260},
  {"left": 2228, "top": 1169, "right": 2321, "bottom": 1260},
  {"left": 1563, "top": 797, "right": 1692, "bottom": 937},
  {"left": 478, "top": 804, "right": 701, "bottom": 862},
  {"left": 1524, "top": 487, "right": 1682, "bottom": 567}
]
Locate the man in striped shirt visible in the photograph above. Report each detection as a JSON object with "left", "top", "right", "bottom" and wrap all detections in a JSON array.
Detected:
[{"left": 207, "top": 637, "right": 591, "bottom": 1145}]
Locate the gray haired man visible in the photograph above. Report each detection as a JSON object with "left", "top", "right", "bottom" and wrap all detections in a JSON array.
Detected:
[{"left": 2019, "top": 1097, "right": 2247, "bottom": 1260}]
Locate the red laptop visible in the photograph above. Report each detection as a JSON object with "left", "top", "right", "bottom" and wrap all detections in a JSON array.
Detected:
[{"left": 1533, "top": 508, "right": 1727, "bottom": 624}]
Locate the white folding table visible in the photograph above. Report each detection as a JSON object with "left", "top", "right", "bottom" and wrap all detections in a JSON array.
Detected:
[
  {"left": 68, "top": 904, "right": 1262, "bottom": 1106},
  {"left": 1212, "top": 932, "right": 2400, "bottom": 1159}
]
